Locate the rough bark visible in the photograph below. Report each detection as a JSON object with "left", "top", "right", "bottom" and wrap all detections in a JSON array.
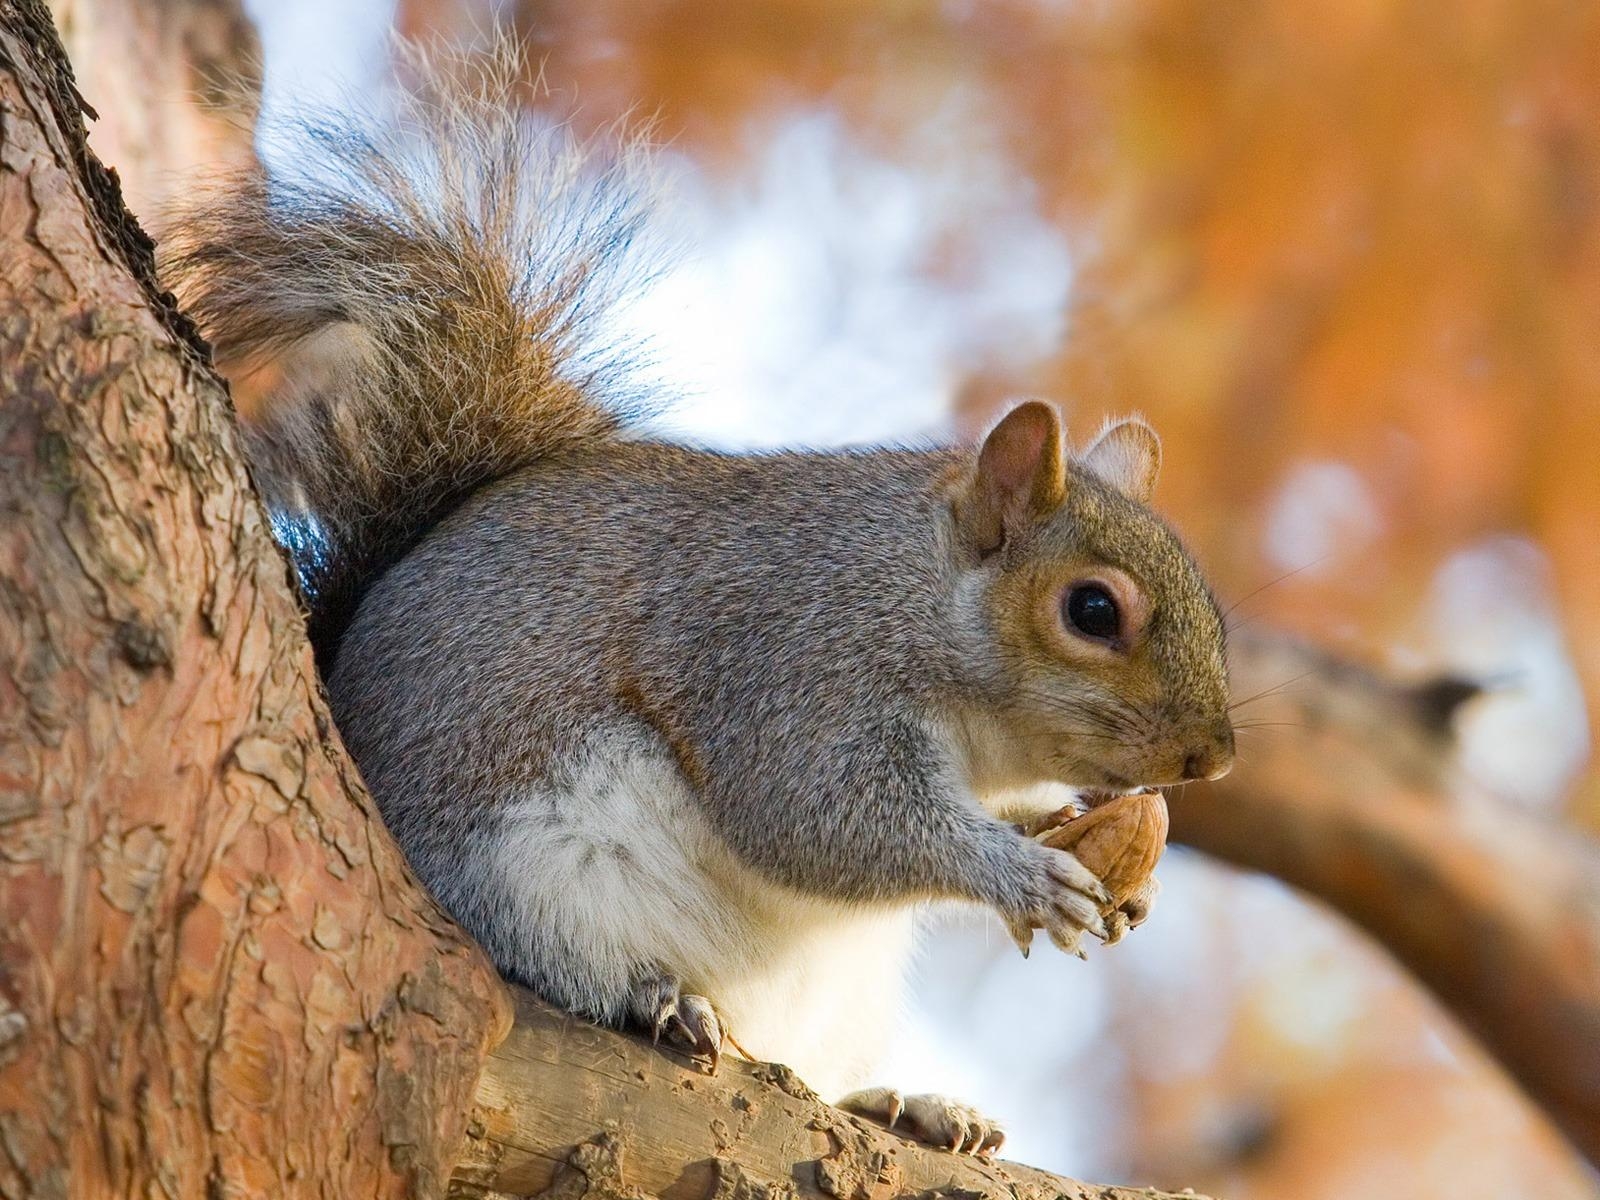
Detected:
[
  {"left": 1176, "top": 632, "right": 1600, "bottom": 1168},
  {"left": 0, "top": 3, "right": 510, "bottom": 1196},
  {"left": 452, "top": 989, "right": 1207, "bottom": 1200}
]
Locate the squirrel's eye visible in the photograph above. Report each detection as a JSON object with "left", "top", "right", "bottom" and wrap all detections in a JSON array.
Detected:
[{"left": 1064, "top": 584, "right": 1121, "bottom": 642}]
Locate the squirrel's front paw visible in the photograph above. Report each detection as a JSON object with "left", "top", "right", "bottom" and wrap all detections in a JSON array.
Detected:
[
  {"left": 999, "top": 843, "right": 1111, "bottom": 958},
  {"left": 838, "top": 1087, "right": 1004, "bottom": 1157}
]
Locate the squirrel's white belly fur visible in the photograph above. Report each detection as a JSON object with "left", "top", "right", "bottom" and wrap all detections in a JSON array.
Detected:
[{"left": 465, "top": 723, "right": 915, "bottom": 1098}]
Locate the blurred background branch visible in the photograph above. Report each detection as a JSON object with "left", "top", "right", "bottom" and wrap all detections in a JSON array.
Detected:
[
  {"left": 51, "top": 0, "right": 259, "bottom": 220},
  {"left": 1184, "top": 633, "right": 1600, "bottom": 1165}
]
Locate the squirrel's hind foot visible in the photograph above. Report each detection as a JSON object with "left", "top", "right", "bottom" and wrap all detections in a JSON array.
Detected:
[
  {"left": 838, "top": 1087, "right": 1004, "bottom": 1157},
  {"left": 629, "top": 973, "right": 724, "bottom": 1071}
]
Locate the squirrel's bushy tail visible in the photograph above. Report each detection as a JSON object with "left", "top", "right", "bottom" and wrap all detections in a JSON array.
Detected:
[{"left": 164, "top": 43, "right": 655, "bottom": 665}]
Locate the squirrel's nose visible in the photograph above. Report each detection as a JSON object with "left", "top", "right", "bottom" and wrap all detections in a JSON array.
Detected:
[{"left": 1181, "top": 728, "right": 1235, "bottom": 782}]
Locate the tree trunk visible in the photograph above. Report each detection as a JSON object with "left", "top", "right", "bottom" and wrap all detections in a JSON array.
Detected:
[{"left": 0, "top": 3, "right": 509, "bottom": 1195}]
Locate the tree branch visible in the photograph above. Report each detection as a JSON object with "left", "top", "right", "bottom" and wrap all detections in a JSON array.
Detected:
[
  {"left": 50, "top": 0, "right": 260, "bottom": 222},
  {"left": 452, "top": 989, "right": 1211, "bottom": 1200},
  {"left": 1175, "top": 632, "right": 1600, "bottom": 1167}
]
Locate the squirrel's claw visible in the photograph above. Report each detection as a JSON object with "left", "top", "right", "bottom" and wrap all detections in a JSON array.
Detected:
[
  {"left": 1120, "top": 876, "right": 1161, "bottom": 929},
  {"left": 839, "top": 1090, "right": 1003, "bottom": 1158},
  {"left": 1101, "top": 909, "right": 1131, "bottom": 947},
  {"left": 629, "top": 974, "right": 723, "bottom": 1072},
  {"left": 1001, "top": 843, "right": 1116, "bottom": 961},
  {"left": 664, "top": 992, "right": 723, "bottom": 1073},
  {"left": 1006, "top": 919, "right": 1035, "bottom": 959},
  {"left": 1047, "top": 925, "right": 1086, "bottom": 958},
  {"left": 1101, "top": 877, "right": 1160, "bottom": 948},
  {"left": 839, "top": 1086, "right": 904, "bottom": 1130},
  {"left": 629, "top": 974, "right": 681, "bottom": 1044}
]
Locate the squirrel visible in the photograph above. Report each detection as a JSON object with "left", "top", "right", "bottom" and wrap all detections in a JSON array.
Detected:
[{"left": 164, "top": 45, "right": 1234, "bottom": 1156}]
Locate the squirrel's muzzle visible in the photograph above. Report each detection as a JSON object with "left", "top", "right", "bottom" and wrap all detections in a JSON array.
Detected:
[{"left": 1180, "top": 725, "right": 1236, "bottom": 782}]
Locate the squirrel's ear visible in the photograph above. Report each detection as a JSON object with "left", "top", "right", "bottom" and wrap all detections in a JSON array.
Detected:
[
  {"left": 1080, "top": 417, "right": 1161, "bottom": 503},
  {"left": 955, "top": 401, "right": 1066, "bottom": 554}
]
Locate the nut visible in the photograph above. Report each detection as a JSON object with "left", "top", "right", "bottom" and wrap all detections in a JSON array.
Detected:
[{"left": 1038, "top": 791, "right": 1169, "bottom": 909}]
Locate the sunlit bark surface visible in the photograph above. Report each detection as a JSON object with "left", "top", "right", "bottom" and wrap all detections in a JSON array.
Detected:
[{"left": 0, "top": 3, "right": 509, "bottom": 1194}]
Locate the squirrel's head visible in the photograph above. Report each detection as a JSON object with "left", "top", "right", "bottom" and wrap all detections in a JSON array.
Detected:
[{"left": 952, "top": 401, "right": 1234, "bottom": 795}]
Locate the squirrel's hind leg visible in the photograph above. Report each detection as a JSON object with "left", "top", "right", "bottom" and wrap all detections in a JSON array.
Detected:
[
  {"left": 628, "top": 971, "right": 724, "bottom": 1070},
  {"left": 838, "top": 1088, "right": 1005, "bottom": 1158}
]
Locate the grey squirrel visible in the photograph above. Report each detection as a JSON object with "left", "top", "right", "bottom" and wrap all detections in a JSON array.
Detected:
[{"left": 165, "top": 46, "right": 1234, "bottom": 1156}]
